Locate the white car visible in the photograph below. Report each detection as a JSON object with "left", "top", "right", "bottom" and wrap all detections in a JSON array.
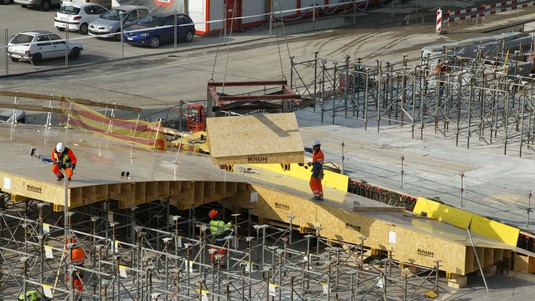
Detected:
[
  {"left": 7, "top": 31, "right": 83, "bottom": 65},
  {"left": 0, "top": 109, "right": 26, "bottom": 123},
  {"left": 54, "top": 3, "right": 108, "bottom": 35}
]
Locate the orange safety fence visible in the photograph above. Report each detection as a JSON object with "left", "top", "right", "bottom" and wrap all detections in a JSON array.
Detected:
[{"left": 59, "top": 97, "right": 167, "bottom": 150}]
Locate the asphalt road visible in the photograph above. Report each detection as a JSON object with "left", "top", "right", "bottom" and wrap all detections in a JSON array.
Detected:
[{"left": 1, "top": 3, "right": 535, "bottom": 109}]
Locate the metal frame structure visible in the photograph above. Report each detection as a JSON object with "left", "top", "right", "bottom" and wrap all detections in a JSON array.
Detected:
[
  {"left": 289, "top": 45, "right": 535, "bottom": 158},
  {"left": 0, "top": 194, "right": 445, "bottom": 300}
]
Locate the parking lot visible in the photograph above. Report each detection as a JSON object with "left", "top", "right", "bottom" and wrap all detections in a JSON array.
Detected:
[{"left": 0, "top": 4, "right": 265, "bottom": 75}]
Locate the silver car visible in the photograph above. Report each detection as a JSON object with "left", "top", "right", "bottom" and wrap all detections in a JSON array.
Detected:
[
  {"left": 14, "top": 0, "right": 60, "bottom": 11},
  {"left": 88, "top": 5, "right": 150, "bottom": 40}
]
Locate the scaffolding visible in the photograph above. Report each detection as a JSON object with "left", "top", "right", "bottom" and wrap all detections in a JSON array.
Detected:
[
  {"left": 0, "top": 193, "right": 446, "bottom": 300},
  {"left": 289, "top": 42, "right": 535, "bottom": 158}
]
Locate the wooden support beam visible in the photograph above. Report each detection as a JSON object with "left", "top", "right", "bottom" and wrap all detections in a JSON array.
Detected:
[{"left": 0, "top": 90, "right": 141, "bottom": 112}]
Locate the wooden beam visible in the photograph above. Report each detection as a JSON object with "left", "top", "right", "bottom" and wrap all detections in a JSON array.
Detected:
[{"left": 0, "top": 90, "right": 141, "bottom": 112}]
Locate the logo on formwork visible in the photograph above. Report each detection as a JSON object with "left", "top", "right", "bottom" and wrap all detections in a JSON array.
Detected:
[
  {"left": 248, "top": 156, "right": 268, "bottom": 163},
  {"left": 417, "top": 248, "right": 434, "bottom": 257},
  {"left": 274, "top": 202, "right": 290, "bottom": 211},
  {"left": 26, "top": 184, "right": 42, "bottom": 194},
  {"left": 345, "top": 223, "right": 361, "bottom": 232}
]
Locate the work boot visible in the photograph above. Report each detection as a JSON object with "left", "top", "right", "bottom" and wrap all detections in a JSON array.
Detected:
[
  {"left": 68, "top": 178, "right": 72, "bottom": 181},
  {"left": 57, "top": 175, "right": 64, "bottom": 181},
  {"left": 312, "top": 196, "right": 323, "bottom": 201}
]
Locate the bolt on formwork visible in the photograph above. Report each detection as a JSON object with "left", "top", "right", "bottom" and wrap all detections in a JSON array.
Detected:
[
  {"left": 0, "top": 194, "right": 447, "bottom": 300},
  {"left": 290, "top": 46, "right": 535, "bottom": 157}
]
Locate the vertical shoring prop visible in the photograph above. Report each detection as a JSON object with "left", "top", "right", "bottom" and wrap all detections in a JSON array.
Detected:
[
  {"left": 467, "top": 77, "right": 474, "bottom": 149},
  {"left": 456, "top": 73, "right": 462, "bottom": 147}
]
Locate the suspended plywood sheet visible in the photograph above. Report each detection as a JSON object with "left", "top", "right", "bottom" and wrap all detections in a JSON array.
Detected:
[{"left": 207, "top": 113, "right": 305, "bottom": 165}]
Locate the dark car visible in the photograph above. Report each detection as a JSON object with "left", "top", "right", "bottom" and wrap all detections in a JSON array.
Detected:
[{"left": 123, "top": 12, "right": 195, "bottom": 48}]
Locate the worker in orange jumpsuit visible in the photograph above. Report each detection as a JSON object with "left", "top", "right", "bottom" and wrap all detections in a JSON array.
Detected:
[
  {"left": 51, "top": 142, "right": 77, "bottom": 181},
  {"left": 308, "top": 140, "right": 324, "bottom": 201}
]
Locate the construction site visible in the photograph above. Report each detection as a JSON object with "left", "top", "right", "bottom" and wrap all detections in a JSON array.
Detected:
[{"left": 5, "top": 1, "right": 535, "bottom": 300}]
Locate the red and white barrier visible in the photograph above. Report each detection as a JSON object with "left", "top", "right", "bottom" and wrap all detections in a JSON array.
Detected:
[
  {"left": 436, "top": 9, "right": 442, "bottom": 34},
  {"left": 442, "top": 0, "right": 535, "bottom": 23}
]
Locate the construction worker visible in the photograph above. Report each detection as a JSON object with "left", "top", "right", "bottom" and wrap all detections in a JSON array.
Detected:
[
  {"left": 434, "top": 59, "right": 450, "bottom": 100},
  {"left": 308, "top": 140, "right": 324, "bottom": 201},
  {"left": 208, "top": 209, "right": 232, "bottom": 265},
  {"left": 51, "top": 142, "right": 77, "bottom": 181}
]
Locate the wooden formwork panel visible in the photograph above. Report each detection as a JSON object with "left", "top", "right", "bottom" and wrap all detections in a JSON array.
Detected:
[
  {"left": 514, "top": 253, "right": 535, "bottom": 274},
  {"left": 207, "top": 113, "right": 305, "bottom": 165},
  {"left": 231, "top": 184, "right": 471, "bottom": 274},
  {"left": 0, "top": 172, "right": 69, "bottom": 206},
  {"left": 204, "top": 181, "right": 215, "bottom": 201},
  {"left": 157, "top": 181, "right": 170, "bottom": 200},
  {"left": 194, "top": 181, "right": 205, "bottom": 204},
  {"left": 215, "top": 181, "right": 227, "bottom": 199}
]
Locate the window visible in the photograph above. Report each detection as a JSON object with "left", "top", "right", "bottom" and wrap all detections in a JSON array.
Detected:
[{"left": 36, "top": 35, "right": 51, "bottom": 46}]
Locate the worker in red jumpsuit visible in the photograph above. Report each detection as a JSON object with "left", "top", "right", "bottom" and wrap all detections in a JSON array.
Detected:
[
  {"left": 51, "top": 142, "right": 77, "bottom": 181},
  {"left": 72, "top": 272, "right": 84, "bottom": 300},
  {"left": 308, "top": 140, "right": 324, "bottom": 201}
]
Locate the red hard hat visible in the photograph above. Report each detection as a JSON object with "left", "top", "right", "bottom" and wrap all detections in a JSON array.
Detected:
[{"left": 209, "top": 210, "right": 219, "bottom": 219}]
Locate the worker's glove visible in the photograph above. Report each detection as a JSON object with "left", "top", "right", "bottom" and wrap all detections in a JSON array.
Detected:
[{"left": 71, "top": 164, "right": 76, "bottom": 170}]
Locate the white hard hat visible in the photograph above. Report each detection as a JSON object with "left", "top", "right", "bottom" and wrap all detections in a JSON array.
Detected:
[
  {"left": 56, "top": 142, "right": 65, "bottom": 153},
  {"left": 312, "top": 140, "right": 321, "bottom": 147}
]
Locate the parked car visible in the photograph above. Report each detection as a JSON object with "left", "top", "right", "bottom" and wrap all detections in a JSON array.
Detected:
[
  {"left": 14, "top": 0, "right": 60, "bottom": 11},
  {"left": 7, "top": 31, "right": 83, "bottom": 65},
  {"left": 0, "top": 109, "right": 26, "bottom": 123},
  {"left": 61, "top": 0, "right": 111, "bottom": 9},
  {"left": 88, "top": 5, "right": 150, "bottom": 40},
  {"left": 1, "top": 0, "right": 13, "bottom": 5},
  {"left": 54, "top": 3, "right": 108, "bottom": 35},
  {"left": 123, "top": 12, "right": 195, "bottom": 48}
]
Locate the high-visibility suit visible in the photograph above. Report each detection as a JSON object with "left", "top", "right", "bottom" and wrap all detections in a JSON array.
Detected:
[
  {"left": 51, "top": 147, "right": 77, "bottom": 181},
  {"left": 17, "top": 291, "right": 42, "bottom": 301},
  {"left": 209, "top": 219, "right": 232, "bottom": 264},
  {"left": 309, "top": 149, "right": 324, "bottom": 200}
]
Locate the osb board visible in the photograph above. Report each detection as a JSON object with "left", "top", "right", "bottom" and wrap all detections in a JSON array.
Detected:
[
  {"left": 514, "top": 253, "right": 535, "bottom": 274},
  {"left": 207, "top": 113, "right": 305, "bottom": 165},
  {"left": 255, "top": 163, "right": 349, "bottom": 191},
  {"left": 243, "top": 184, "right": 470, "bottom": 274},
  {"left": 247, "top": 185, "right": 321, "bottom": 229},
  {"left": 0, "top": 172, "right": 71, "bottom": 207},
  {"left": 413, "top": 197, "right": 472, "bottom": 229},
  {"left": 317, "top": 205, "right": 469, "bottom": 274},
  {"left": 470, "top": 215, "right": 519, "bottom": 247}
]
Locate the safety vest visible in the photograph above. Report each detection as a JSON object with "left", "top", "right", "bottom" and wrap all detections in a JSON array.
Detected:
[
  {"left": 71, "top": 247, "right": 85, "bottom": 265},
  {"left": 17, "top": 291, "right": 41, "bottom": 301},
  {"left": 53, "top": 147, "right": 74, "bottom": 167},
  {"left": 209, "top": 220, "right": 231, "bottom": 236}
]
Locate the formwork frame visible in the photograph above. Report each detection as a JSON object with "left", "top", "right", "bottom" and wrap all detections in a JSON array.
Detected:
[
  {"left": 289, "top": 49, "right": 535, "bottom": 158},
  {"left": 0, "top": 193, "right": 445, "bottom": 300}
]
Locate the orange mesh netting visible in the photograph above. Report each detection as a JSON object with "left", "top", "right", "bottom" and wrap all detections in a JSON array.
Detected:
[{"left": 60, "top": 97, "right": 167, "bottom": 150}]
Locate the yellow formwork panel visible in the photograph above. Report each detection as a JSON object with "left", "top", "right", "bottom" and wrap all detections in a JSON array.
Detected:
[
  {"left": 413, "top": 197, "right": 472, "bottom": 229},
  {"left": 414, "top": 197, "right": 520, "bottom": 247},
  {"left": 256, "top": 163, "right": 349, "bottom": 191},
  {"left": 470, "top": 215, "right": 519, "bottom": 247}
]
